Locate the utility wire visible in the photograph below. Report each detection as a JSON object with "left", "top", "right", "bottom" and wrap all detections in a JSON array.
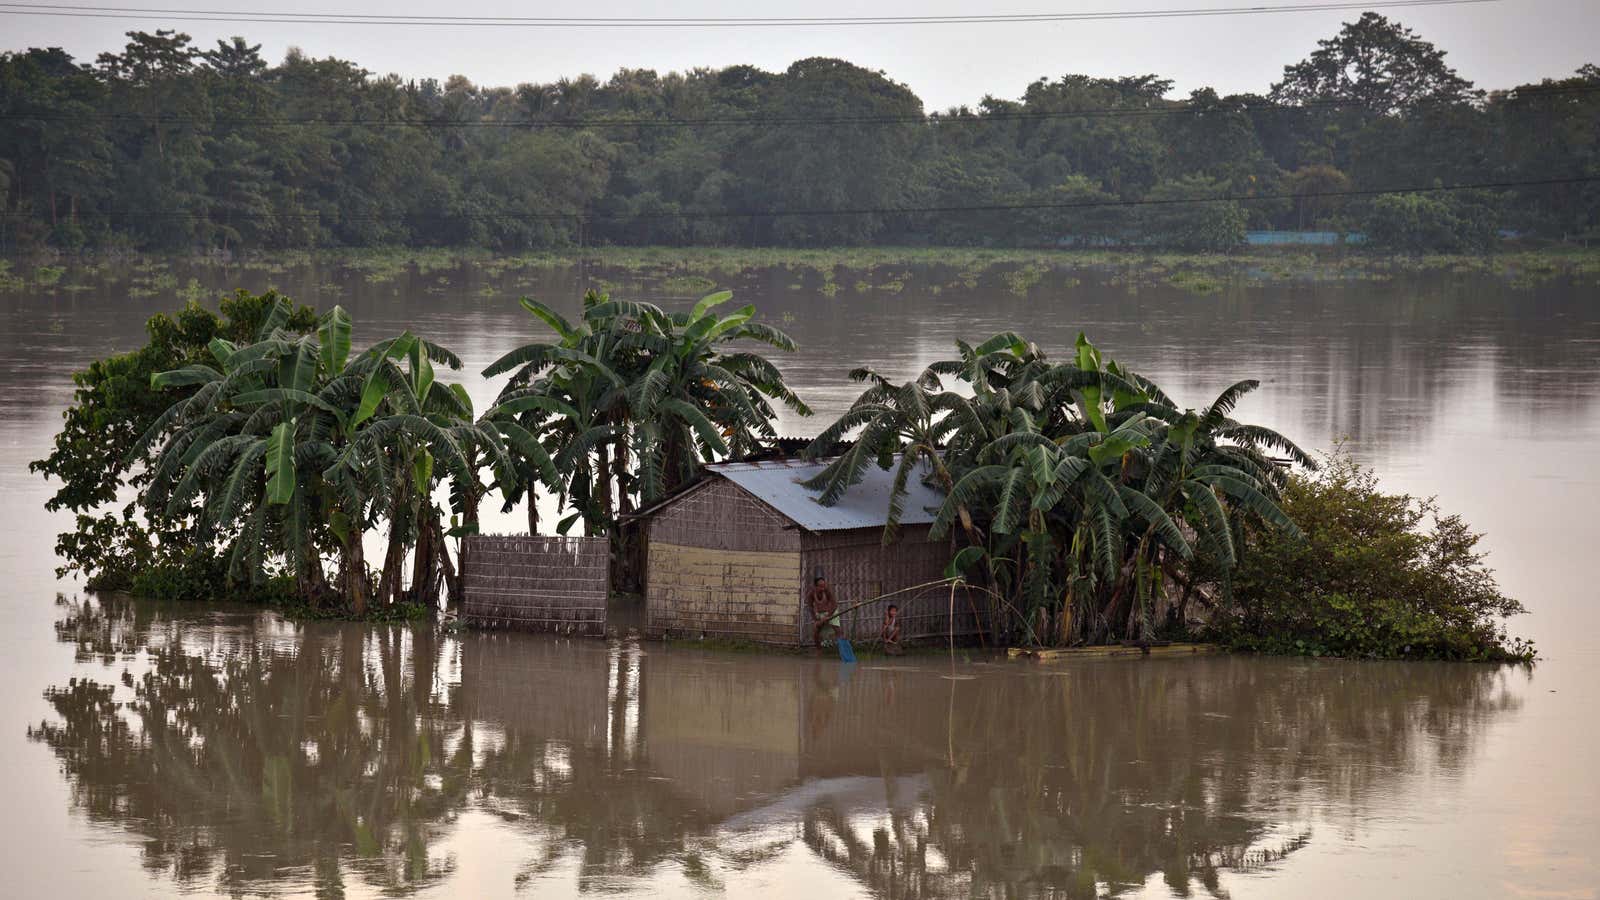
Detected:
[
  {"left": 4, "top": 84, "right": 1595, "bottom": 131},
  {"left": 0, "top": 0, "right": 1499, "bottom": 27},
  {"left": 6, "top": 175, "right": 1591, "bottom": 222}
]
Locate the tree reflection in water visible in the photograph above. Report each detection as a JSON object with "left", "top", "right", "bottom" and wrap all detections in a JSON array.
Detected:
[
  {"left": 33, "top": 595, "right": 468, "bottom": 894},
  {"left": 30, "top": 594, "right": 1521, "bottom": 898}
]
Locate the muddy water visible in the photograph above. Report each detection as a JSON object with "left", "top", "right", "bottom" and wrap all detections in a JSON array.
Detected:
[{"left": 1, "top": 257, "right": 1597, "bottom": 897}]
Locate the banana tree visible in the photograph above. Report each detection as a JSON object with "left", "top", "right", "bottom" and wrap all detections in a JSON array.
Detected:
[
  {"left": 859, "top": 329, "right": 1311, "bottom": 646},
  {"left": 140, "top": 299, "right": 486, "bottom": 614},
  {"left": 1105, "top": 378, "right": 1311, "bottom": 631},
  {"left": 136, "top": 301, "right": 362, "bottom": 605},
  {"left": 620, "top": 289, "right": 810, "bottom": 503},
  {"left": 484, "top": 289, "right": 806, "bottom": 590},
  {"left": 802, "top": 364, "right": 986, "bottom": 544},
  {"left": 935, "top": 411, "right": 1192, "bottom": 644},
  {"left": 482, "top": 292, "right": 626, "bottom": 538},
  {"left": 324, "top": 330, "right": 493, "bottom": 611}
]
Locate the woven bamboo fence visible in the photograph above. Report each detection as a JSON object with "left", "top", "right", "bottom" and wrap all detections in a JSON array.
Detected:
[{"left": 461, "top": 535, "right": 608, "bottom": 635}]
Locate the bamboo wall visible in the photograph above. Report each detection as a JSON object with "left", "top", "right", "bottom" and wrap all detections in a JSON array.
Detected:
[
  {"left": 645, "top": 479, "right": 801, "bottom": 551},
  {"left": 802, "top": 525, "right": 991, "bottom": 646},
  {"left": 645, "top": 479, "right": 805, "bottom": 643},
  {"left": 643, "top": 478, "right": 989, "bottom": 647},
  {"left": 461, "top": 535, "right": 609, "bottom": 635}
]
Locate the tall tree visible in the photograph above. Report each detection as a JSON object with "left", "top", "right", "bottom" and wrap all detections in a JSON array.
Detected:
[
  {"left": 483, "top": 289, "right": 806, "bottom": 588},
  {"left": 1270, "top": 12, "right": 1478, "bottom": 114}
]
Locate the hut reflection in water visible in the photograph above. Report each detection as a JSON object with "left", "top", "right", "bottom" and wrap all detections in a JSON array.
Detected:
[{"left": 32, "top": 595, "right": 1519, "bottom": 898}]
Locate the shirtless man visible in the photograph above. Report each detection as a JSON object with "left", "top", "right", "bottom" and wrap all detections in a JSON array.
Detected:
[{"left": 806, "top": 576, "right": 839, "bottom": 648}]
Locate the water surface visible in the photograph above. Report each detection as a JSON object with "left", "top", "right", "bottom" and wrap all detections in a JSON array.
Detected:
[{"left": 1, "top": 257, "right": 1595, "bottom": 898}]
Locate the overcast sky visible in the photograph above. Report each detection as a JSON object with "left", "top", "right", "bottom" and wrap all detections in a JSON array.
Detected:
[{"left": 4, "top": 0, "right": 1595, "bottom": 110}]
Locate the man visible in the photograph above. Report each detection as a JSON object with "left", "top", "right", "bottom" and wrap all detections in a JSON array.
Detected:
[
  {"left": 881, "top": 603, "right": 902, "bottom": 655},
  {"left": 807, "top": 575, "right": 839, "bottom": 649}
]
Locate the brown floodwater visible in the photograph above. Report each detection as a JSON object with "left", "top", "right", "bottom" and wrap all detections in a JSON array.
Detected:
[{"left": 1, "top": 256, "right": 1596, "bottom": 898}]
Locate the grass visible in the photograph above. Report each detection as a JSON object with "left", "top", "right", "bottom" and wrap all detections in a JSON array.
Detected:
[
  {"left": 657, "top": 273, "right": 720, "bottom": 295},
  {"left": 1166, "top": 270, "right": 1226, "bottom": 294},
  {"left": 1001, "top": 263, "right": 1048, "bottom": 295},
  {"left": 5, "top": 244, "right": 1598, "bottom": 297},
  {"left": 0, "top": 261, "right": 24, "bottom": 291},
  {"left": 177, "top": 278, "right": 209, "bottom": 303}
]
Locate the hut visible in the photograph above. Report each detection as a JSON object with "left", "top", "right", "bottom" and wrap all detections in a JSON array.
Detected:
[{"left": 639, "top": 457, "right": 988, "bottom": 647}]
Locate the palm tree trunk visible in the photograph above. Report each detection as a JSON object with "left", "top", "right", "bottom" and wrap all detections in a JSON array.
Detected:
[
  {"left": 377, "top": 490, "right": 408, "bottom": 609},
  {"left": 662, "top": 429, "right": 686, "bottom": 495},
  {"left": 451, "top": 479, "right": 479, "bottom": 606},
  {"left": 930, "top": 453, "right": 984, "bottom": 547},
  {"left": 611, "top": 431, "right": 639, "bottom": 592},
  {"left": 436, "top": 527, "right": 460, "bottom": 608},
  {"left": 295, "top": 562, "right": 325, "bottom": 608},
  {"left": 411, "top": 508, "right": 439, "bottom": 608},
  {"left": 341, "top": 532, "right": 369, "bottom": 617},
  {"left": 595, "top": 444, "right": 612, "bottom": 538}
]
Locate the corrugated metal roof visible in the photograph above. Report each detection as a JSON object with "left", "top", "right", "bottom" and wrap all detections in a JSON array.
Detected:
[{"left": 706, "top": 456, "right": 945, "bottom": 532}]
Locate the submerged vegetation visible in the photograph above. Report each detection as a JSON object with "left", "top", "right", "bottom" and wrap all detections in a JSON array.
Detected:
[
  {"left": 34, "top": 287, "right": 808, "bottom": 615},
  {"left": 35, "top": 285, "right": 1529, "bottom": 659},
  {"left": 1223, "top": 451, "right": 1533, "bottom": 661},
  {"left": 4, "top": 244, "right": 1599, "bottom": 307}
]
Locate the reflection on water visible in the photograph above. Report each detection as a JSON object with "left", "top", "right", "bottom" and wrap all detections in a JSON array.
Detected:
[
  {"left": 31, "top": 595, "right": 1522, "bottom": 898},
  {"left": 5, "top": 260, "right": 1598, "bottom": 466}
]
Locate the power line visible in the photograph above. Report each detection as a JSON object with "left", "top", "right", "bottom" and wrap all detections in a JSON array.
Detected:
[
  {"left": 0, "top": 0, "right": 1499, "bottom": 27},
  {"left": 6, "top": 175, "right": 1590, "bottom": 222},
  {"left": 5, "top": 84, "right": 1594, "bottom": 132}
]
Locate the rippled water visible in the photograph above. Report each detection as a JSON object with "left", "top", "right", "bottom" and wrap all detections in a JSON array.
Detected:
[{"left": 1, "top": 257, "right": 1596, "bottom": 898}]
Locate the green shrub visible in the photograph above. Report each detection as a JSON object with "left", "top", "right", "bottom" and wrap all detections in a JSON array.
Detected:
[
  {"left": 128, "top": 550, "right": 235, "bottom": 603},
  {"left": 1363, "top": 191, "right": 1502, "bottom": 253},
  {"left": 1219, "top": 451, "right": 1533, "bottom": 661},
  {"left": 658, "top": 274, "right": 718, "bottom": 295},
  {"left": 1140, "top": 177, "right": 1248, "bottom": 251}
]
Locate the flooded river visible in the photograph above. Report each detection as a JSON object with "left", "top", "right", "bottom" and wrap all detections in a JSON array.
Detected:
[{"left": 1, "top": 255, "right": 1596, "bottom": 897}]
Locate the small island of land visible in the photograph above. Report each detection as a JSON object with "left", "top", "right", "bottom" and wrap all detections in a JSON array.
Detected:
[{"left": 32, "top": 287, "right": 1532, "bottom": 661}]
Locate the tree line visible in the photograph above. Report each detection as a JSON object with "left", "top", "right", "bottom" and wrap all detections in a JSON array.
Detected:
[{"left": 2, "top": 13, "right": 1596, "bottom": 254}]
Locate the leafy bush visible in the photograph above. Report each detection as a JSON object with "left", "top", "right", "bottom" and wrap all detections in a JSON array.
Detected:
[
  {"left": 1363, "top": 191, "right": 1503, "bottom": 253},
  {"left": 128, "top": 550, "right": 239, "bottom": 603},
  {"left": 1140, "top": 176, "right": 1248, "bottom": 251},
  {"left": 1220, "top": 451, "right": 1532, "bottom": 661},
  {"left": 30, "top": 291, "right": 318, "bottom": 594}
]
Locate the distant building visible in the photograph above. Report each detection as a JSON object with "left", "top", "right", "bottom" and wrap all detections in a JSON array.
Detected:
[
  {"left": 1244, "top": 230, "right": 1366, "bottom": 246},
  {"left": 637, "top": 457, "right": 988, "bottom": 647}
]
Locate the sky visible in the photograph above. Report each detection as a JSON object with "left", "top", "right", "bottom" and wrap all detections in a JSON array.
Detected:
[{"left": 3, "top": 0, "right": 1596, "bottom": 110}]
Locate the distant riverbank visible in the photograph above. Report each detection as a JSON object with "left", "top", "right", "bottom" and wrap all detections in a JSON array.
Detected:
[{"left": 3, "top": 245, "right": 1598, "bottom": 299}]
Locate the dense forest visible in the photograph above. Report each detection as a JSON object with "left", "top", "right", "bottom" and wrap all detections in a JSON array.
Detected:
[{"left": 1, "top": 13, "right": 1596, "bottom": 253}]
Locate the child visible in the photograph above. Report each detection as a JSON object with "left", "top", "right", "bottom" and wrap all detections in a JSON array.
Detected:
[{"left": 881, "top": 603, "right": 902, "bottom": 655}]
